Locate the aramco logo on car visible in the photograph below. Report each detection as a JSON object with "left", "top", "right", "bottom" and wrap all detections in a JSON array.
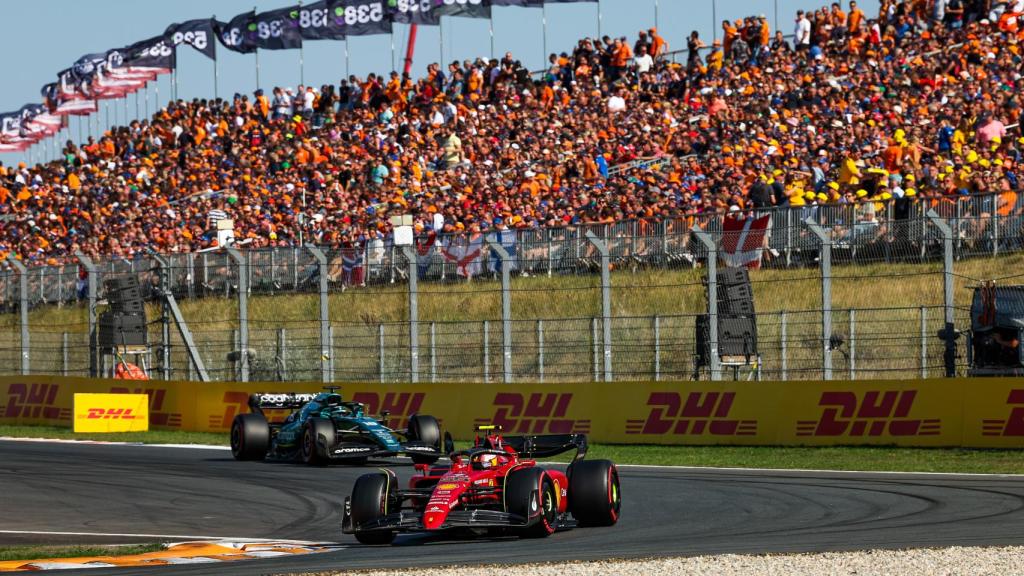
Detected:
[
  {"left": 625, "top": 392, "right": 756, "bottom": 436},
  {"left": 796, "top": 390, "right": 940, "bottom": 437}
]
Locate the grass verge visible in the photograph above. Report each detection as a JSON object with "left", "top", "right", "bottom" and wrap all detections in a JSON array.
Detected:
[
  {"left": 0, "top": 543, "right": 163, "bottom": 562},
  {"left": 0, "top": 425, "right": 225, "bottom": 446},
  {"left": 2, "top": 425, "right": 1022, "bottom": 474}
]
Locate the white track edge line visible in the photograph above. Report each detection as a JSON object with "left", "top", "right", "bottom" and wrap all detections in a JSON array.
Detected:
[
  {"left": 3, "top": 436, "right": 1023, "bottom": 478},
  {"left": 0, "top": 530, "right": 334, "bottom": 545}
]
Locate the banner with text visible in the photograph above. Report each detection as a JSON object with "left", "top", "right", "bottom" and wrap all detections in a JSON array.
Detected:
[{"left": 2, "top": 377, "right": 1024, "bottom": 448}]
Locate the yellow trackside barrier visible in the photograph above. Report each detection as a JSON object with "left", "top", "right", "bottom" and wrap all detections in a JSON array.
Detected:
[
  {"left": 2, "top": 376, "right": 1023, "bottom": 448},
  {"left": 73, "top": 393, "right": 149, "bottom": 433}
]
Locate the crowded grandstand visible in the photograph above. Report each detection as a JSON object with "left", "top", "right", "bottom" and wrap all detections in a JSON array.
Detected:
[{"left": 0, "top": 0, "right": 1021, "bottom": 269}]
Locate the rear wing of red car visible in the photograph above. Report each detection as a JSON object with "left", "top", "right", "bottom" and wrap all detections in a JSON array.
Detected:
[
  {"left": 248, "top": 392, "right": 318, "bottom": 414},
  {"left": 503, "top": 433, "right": 588, "bottom": 462}
]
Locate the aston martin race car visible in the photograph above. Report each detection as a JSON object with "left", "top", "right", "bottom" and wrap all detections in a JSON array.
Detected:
[
  {"left": 230, "top": 387, "right": 449, "bottom": 465},
  {"left": 342, "top": 425, "right": 620, "bottom": 543}
]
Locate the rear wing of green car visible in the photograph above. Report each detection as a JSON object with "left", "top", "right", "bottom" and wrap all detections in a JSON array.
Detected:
[{"left": 248, "top": 393, "right": 318, "bottom": 414}]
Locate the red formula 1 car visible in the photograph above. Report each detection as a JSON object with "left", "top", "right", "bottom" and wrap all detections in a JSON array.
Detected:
[{"left": 342, "top": 425, "right": 620, "bottom": 544}]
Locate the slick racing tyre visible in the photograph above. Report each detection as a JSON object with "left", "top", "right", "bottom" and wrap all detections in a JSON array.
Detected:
[
  {"left": 568, "top": 459, "right": 621, "bottom": 526},
  {"left": 350, "top": 473, "right": 397, "bottom": 545},
  {"left": 301, "top": 418, "right": 335, "bottom": 466},
  {"left": 230, "top": 413, "right": 269, "bottom": 461},
  {"left": 406, "top": 414, "right": 441, "bottom": 465},
  {"left": 505, "top": 467, "right": 557, "bottom": 538}
]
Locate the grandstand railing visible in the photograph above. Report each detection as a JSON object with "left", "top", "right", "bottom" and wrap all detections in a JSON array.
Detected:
[
  {"left": 0, "top": 191, "right": 1020, "bottom": 308},
  {"left": 0, "top": 191, "right": 1017, "bottom": 384}
]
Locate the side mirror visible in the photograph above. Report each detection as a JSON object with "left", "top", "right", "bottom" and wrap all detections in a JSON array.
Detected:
[{"left": 381, "top": 409, "right": 390, "bottom": 419}]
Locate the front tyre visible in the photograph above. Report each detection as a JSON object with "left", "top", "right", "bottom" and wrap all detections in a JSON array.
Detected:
[
  {"left": 350, "top": 473, "right": 397, "bottom": 545},
  {"left": 230, "top": 413, "right": 269, "bottom": 461},
  {"left": 505, "top": 468, "right": 557, "bottom": 538},
  {"left": 568, "top": 459, "right": 621, "bottom": 527},
  {"left": 406, "top": 414, "right": 441, "bottom": 465},
  {"left": 301, "top": 418, "right": 335, "bottom": 466}
]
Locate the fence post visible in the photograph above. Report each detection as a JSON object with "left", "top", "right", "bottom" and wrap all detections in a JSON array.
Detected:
[
  {"left": 378, "top": 323, "right": 385, "bottom": 383},
  {"left": 430, "top": 322, "right": 437, "bottom": 383},
  {"left": 926, "top": 210, "right": 957, "bottom": 377},
  {"left": 145, "top": 252, "right": 173, "bottom": 381},
  {"left": 804, "top": 219, "right": 833, "bottom": 381},
  {"left": 305, "top": 245, "right": 332, "bottom": 384},
  {"left": 327, "top": 325, "right": 335, "bottom": 382},
  {"left": 400, "top": 246, "right": 419, "bottom": 384},
  {"left": 585, "top": 231, "right": 612, "bottom": 382},
  {"left": 780, "top": 311, "right": 788, "bottom": 381},
  {"left": 225, "top": 247, "right": 249, "bottom": 382},
  {"left": 653, "top": 315, "right": 661, "bottom": 381},
  {"left": 482, "top": 320, "right": 490, "bottom": 383},
  {"left": 592, "top": 317, "right": 600, "bottom": 381},
  {"left": 691, "top": 225, "right": 720, "bottom": 381},
  {"left": 848, "top": 309, "right": 856, "bottom": 380},
  {"left": 920, "top": 306, "right": 928, "bottom": 379},
  {"left": 537, "top": 319, "right": 544, "bottom": 383},
  {"left": 7, "top": 255, "right": 29, "bottom": 375},
  {"left": 277, "top": 327, "right": 287, "bottom": 381},
  {"left": 485, "top": 237, "right": 513, "bottom": 383},
  {"left": 62, "top": 332, "right": 69, "bottom": 377},
  {"left": 74, "top": 251, "right": 98, "bottom": 377}
]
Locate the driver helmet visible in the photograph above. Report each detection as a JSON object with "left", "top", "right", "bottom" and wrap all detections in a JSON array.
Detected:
[{"left": 479, "top": 453, "right": 501, "bottom": 469}]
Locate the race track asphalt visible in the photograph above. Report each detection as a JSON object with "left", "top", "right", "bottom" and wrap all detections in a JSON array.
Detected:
[{"left": 3, "top": 439, "right": 1024, "bottom": 575}]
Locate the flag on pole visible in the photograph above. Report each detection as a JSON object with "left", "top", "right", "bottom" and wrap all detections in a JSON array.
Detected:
[
  {"left": 165, "top": 19, "right": 218, "bottom": 60},
  {"left": 341, "top": 241, "right": 366, "bottom": 287},
  {"left": 489, "top": 0, "right": 544, "bottom": 6},
  {"left": 216, "top": 10, "right": 259, "bottom": 53},
  {"left": 294, "top": 1, "right": 348, "bottom": 39},
  {"left": 415, "top": 229, "right": 438, "bottom": 279},
  {"left": 442, "top": 233, "right": 484, "bottom": 278},
  {"left": 251, "top": 6, "right": 304, "bottom": 50},
  {"left": 433, "top": 0, "right": 491, "bottom": 19},
  {"left": 53, "top": 70, "right": 97, "bottom": 115},
  {"left": 720, "top": 214, "right": 771, "bottom": 269},
  {"left": 487, "top": 228, "right": 518, "bottom": 273}
]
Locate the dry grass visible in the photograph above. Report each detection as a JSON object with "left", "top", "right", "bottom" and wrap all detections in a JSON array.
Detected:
[{"left": 3, "top": 253, "right": 1021, "bottom": 381}]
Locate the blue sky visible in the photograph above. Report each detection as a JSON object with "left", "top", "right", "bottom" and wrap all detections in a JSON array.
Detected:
[{"left": 0, "top": 0, "right": 879, "bottom": 164}]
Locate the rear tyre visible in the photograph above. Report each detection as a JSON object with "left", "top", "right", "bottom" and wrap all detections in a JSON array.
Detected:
[
  {"left": 301, "top": 418, "right": 335, "bottom": 466},
  {"left": 350, "top": 473, "right": 397, "bottom": 545},
  {"left": 407, "top": 414, "right": 441, "bottom": 465},
  {"left": 505, "top": 468, "right": 557, "bottom": 538},
  {"left": 230, "top": 413, "right": 269, "bottom": 461},
  {"left": 568, "top": 459, "right": 621, "bottom": 526}
]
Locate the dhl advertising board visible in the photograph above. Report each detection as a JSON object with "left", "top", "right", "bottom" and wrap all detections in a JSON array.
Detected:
[
  {"left": 2, "top": 376, "right": 1024, "bottom": 448},
  {"left": 73, "top": 394, "right": 149, "bottom": 433}
]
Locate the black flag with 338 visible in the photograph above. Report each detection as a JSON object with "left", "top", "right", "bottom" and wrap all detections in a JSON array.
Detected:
[{"left": 165, "top": 19, "right": 217, "bottom": 60}]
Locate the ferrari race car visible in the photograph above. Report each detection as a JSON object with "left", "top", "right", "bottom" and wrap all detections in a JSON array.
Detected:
[
  {"left": 230, "top": 387, "right": 449, "bottom": 465},
  {"left": 342, "top": 425, "right": 620, "bottom": 543}
]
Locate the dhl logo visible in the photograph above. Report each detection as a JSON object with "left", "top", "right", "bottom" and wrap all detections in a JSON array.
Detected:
[
  {"left": 796, "top": 390, "right": 940, "bottom": 437},
  {"left": 625, "top": 392, "right": 756, "bottom": 436},
  {"left": 82, "top": 408, "right": 142, "bottom": 420},
  {"left": 982, "top": 390, "right": 1024, "bottom": 437},
  {"left": 110, "top": 386, "right": 181, "bottom": 427},
  {"left": 473, "top": 393, "right": 590, "bottom": 434},
  {"left": 1, "top": 383, "right": 70, "bottom": 421},
  {"left": 352, "top": 392, "right": 427, "bottom": 430}
]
